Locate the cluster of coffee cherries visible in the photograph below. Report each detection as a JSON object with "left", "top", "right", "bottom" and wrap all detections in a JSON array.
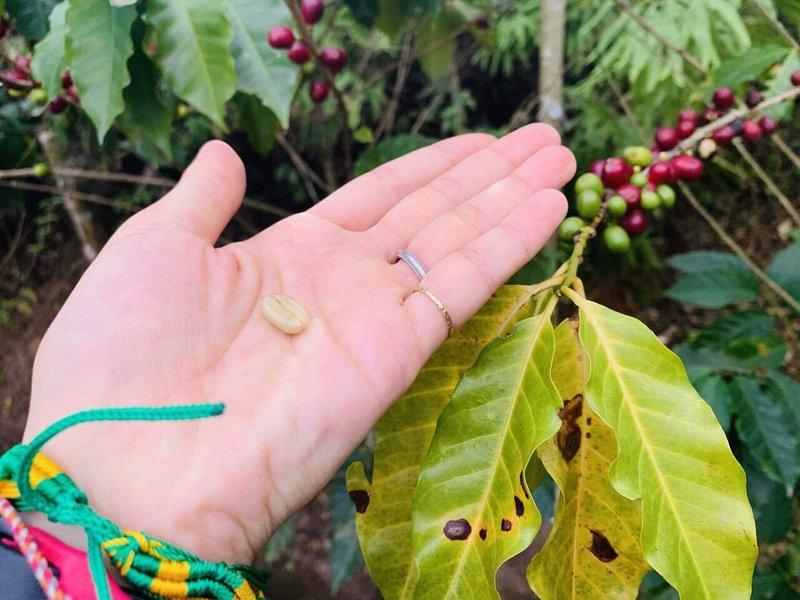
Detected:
[
  {"left": 267, "top": 0, "right": 348, "bottom": 104},
  {"left": 560, "top": 75, "right": 800, "bottom": 254},
  {"left": 0, "top": 17, "right": 77, "bottom": 113}
]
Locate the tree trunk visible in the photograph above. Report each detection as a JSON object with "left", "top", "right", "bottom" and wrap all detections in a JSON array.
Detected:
[{"left": 537, "top": 0, "right": 567, "bottom": 132}]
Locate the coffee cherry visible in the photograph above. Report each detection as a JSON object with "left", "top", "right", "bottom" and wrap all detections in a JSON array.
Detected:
[
  {"left": 574, "top": 172, "right": 604, "bottom": 196},
  {"left": 309, "top": 80, "right": 329, "bottom": 103},
  {"left": 1, "top": 69, "right": 31, "bottom": 90},
  {"left": 712, "top": 125, "right": 735, "bottom": 145},
  {"left": 287, "top": 41, "right": 311, "bottom": 64},
  {"left": 676, "top": 119, "right": 695, "bottom": 140},
  {"left": 759, "top": 116, "right": 778, "bottom": 135},
  {"left": 640, "top": 189, "right": 661, "bottom": 211},
  {"left": 577, "top": 189, "right": 602, "bottom": 219},
  {"left": 301, "top": 0, "right": 325, "bottom": 25},
  {"left": 7, "top": 88, "right": 28, "bottom": 99},
  {"left": 602, "top": 157, "right": 631, "bottom": 188},
  {"left": 606, "top": 195, "right": 628, "bottom": 218},
  {"left": 629, "top": 171, "right": 648, "bottom": 188},
  {"left": 61, "top": 70, "right": 73, "bottom": 89},
  {"left": 474, "top": 17, "right": 490, "bottom": 30},
  {"left": 648, "top": 161, "right": 674, "bottom": 185},
  {"left": 742, "top": 120, "right": 762, "bottom": 141},
  {"left": 655, "top": 127, "right": 678, "bottom": 151},
  {"left": 791, "top": 70, "right": 800, "bottom": 86},
  {"left": 623, "top": 145, "right": 653, "bottom": 167},
  {"left": 14, "top": 56, "right": 31, "bottom": 72},
  {"left": 320, "top": 47, "right": 348, "bottom": 74},
  {"left": 657, "top": 184, "right": 676, "bottom": 208},
  {"left": 698, "top": 138, "right": 717, "bottom": 159},
  {"left": 558, "top": 216, "right": 585, "bottom": 242},
  {"left": 619, "top": 208, "right": 646, "bottom": 237},
  {"left": 65, "top": 84, "right": 79, "bottom": 101},
  {"left": 713, "top": 87, "right": 734, "bottom": 110},
  {"left": 268, "top": 25, "right": 295, "bottom": 49},
  {"left": 700, "top": 107, "right": 721, "bottom": 124},
  {"left": 678, "top": 108, "right": 697, "bottom": 124},
  {"left": 32, "top": 162, "right": 49, "bottom": 177},
  {"left": 589, "top": 160, "right": 605, "bottom": 177},
  {"left": 603, "top": 225, "right": 631, "bottom": 253},
  {"left": 47, "top": 96, "right": 68, "bottom": 114},
  {"left": 746, "top": 91, "right": 763, "bottom": 108},
  {"left": 670, "top": 155, "right": 704, "bottom": 181},
  {"left": 615, "top": 183, "right": 641, "bottom": 209},
  {"left": 0, "top": 18, "right": 8, "bottom": 39},
  {"left": 29, "top": 88, "right": 48, "bottom": 105}
]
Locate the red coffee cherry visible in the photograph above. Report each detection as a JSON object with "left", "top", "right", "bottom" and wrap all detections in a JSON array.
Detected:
[
  {"left": 746, "top": 91, "right": 763, "bottom": 108},
  {"left": 61, "top": 70, "right": 73, "bottom": 89},
  {"left": 0, "top": 69, "right": 31, "bottom": 90},
  {"left": 0, "top": 18, "right": 8, "bottom": 39},
  {"left": 700, "top": 107, "right": 721, "bottom": 124},
  {"left": 14, "top": 56, "right": 31, "bottom": 72},
  {"left": 589, "top": 159, "right": 606, "bottom": 178},
  {"left": 615, "top": 183, "right": 641, "bottom": 209},
  {"left": 618, "top": 208, "right": 647, "bottom": 237},
  {"left": 791, "top": 70, "right": 800, "bottom": 86},
  {"left": 676, "top": 119, "right": 695, "bottom": 140},
  {"left": 268, "top": 25, "right": 295, "bottom": 49},
  {"left": 474, "top": 17, "right": 490, "bottom": 30},
  {"left": 602, "top": 157, "right": 631, "bottom": 188},
  {"left": 320, "top": 47, "right": 348, "bottom": 74},
  {"left": 47, "top": 96, "right": 68, "bottom": 114},
  {"left": 711, "top": 125, "right": 735, "bottom": 145},
  {"left": 648, "top": 161, "right": 675, "bottom": 185},
  {"left": 655, "top": 127, "right": 679, "bottom": 151},
  {"left": 670, "top": 155, "right": 704, "bottom": 181},
  {"left": 287, "top": 41, "right": 311, "bottom": 64},
  {"left": 758, "top": 116, "right": 778, "bottom": 135},
  {"left": 713, "top": 87, "right": 735, "bottom": 110},
  {"left": 301, "top": 0, "right": 325, "bottom": 25},
  {"left": 741, "top": 120, "right": 762, "bottom": 141},
  {"left": 678, "top": 108, "right": 697, "bottom": 124},
  {"left": 309, "top": 80, "right": 329, "bottom": 103}
]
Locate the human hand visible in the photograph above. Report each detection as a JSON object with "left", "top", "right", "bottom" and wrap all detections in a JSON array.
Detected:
[{"left": 24, "top": 124, "right": 575, "bottom": 564}]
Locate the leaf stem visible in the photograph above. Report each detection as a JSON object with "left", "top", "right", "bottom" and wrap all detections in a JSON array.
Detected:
[{"left": 771, "top": 133, "right": 800, "bottom": 172}]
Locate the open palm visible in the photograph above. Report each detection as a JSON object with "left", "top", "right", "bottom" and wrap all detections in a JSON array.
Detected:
[{"left": 25, "top": 125, "right": 575, "bottom": 564}]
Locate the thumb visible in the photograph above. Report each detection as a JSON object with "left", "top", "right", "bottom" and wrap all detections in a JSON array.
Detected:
[{"left": 135, "top": 140, "right": 246, "bottom": 244}]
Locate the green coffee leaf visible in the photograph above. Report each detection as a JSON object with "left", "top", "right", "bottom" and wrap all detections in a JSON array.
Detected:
[
  {"left": 691, "top": 374, "right": 732, "bottom": 431},
  {"left": 345, "top": 0, "right": 379, "bottom": 27},
  {"left": 146, "top": 0, "right": 236, "bottom": 128},
  {"left": 30, "top": 2, "right": 68, "bottom": 99},
  {"left": 411, "top": 310, "right": 561, "bottom": 600},
  {"left": 416, "top": 7, "right": 463, "bottom": 80},
  {"left": 767, "top": 243, "right": 800, "bottom": 302},
  {"left": 235, "top": 94, "right": 279, "bottom": 157},
  {"left": 741, "top": 450, "right": 793, "bottom": 544},
  {"left": 226, "top": 0, "right": 298, "bottom": 128},
  {"left": 529, "top": 319, "right": 649, "bottom": 600},
  {"left": 576, "top": 299, "right": 758, "bottom": 600},
  {"left": 711, "top": 45, "right": 789, "bottom": 88},
  {"left": 665, "top": 251, "right": 759, "bottom": 308},
  {"left": 376, "top": 0, "right": 442, "bottom": 36},
  {"left": 5, "top": 0, "right": 58, "bottom": 39},
  {"left": 346, "top": 286, "right": 539, "bottom": 600},
  {"left": 117, "top": 20, "right": 173, "bottom": 162},
  {"left": 330, "top": 456, "right": 365, "bottom": 595},
  {"left": 730, "top": 376, "right": 800, "bottom": 488},
  {"left": 65, "top": 0, "right": 137, "bottom": 142},
  {"left": 763, "top": 50, "right": 800, "bottom": 120}
]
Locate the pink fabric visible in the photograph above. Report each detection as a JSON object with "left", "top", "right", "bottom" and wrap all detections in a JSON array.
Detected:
[{"left": 30, "top": 526, "right": 132, "bottom": 600}]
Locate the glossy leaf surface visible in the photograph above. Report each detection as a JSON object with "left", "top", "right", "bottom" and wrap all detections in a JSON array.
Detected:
[
  {"left": 6, "top": 0, "right": 58, "bottom": 38},
  {"left": 30, "top": 2, "right": 68, "bottom": 99}
]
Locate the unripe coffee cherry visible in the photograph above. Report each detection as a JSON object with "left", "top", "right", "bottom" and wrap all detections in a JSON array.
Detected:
[
  {"left": 676, "top": 119, "right": 695, "bottom": 140},
  {"left": 670, "top": 155, "right": 704, "bottom": 181},
  {"left": 32, "top": 162, "right": 49, "bottom": 177},
  {"left": 712, "top": 125, "right": 735, "bottom": 145},
  {"left": 301, "top": 0, "right": 325, "bottom": 25},
  {"left": 713, "top": 87, "right": 734, "bottom": 110},
  {"left": 602, "top": 157, "right": 631, "bottom": 188},
  {"left": 619, "top": 208, "right": 646, "bottom": 237},
  {"left": 623, "top": 145, "right": 652, "bottom": 167},
  {"left": 606, "top": 195, "right": 628, "bottom": 218},
  {"left": 741, "top": 120, "right": 762, "bottom": 141},
  {"left": 655, "top": 127, "right": 678, "bottom": 151},
  {"left": 603, "top": 225, "right": 631, "bottom": 253},
  {"left": 574, "top": 172, "right": 604, "bottom": 196},
  {"left": 615, "top": 183, "right": 641, "bottom": 209},
  {"left": 640, "top": 189, "right": 661, "bottom": 211},
  {"left": 320, "top": 47, "right": 348, "bottom": 74},
  {"left": 791, "top": 70, "right": 800, "bottom": 86},
  {"left": 29, "top": 88, "right": 48, "bottom": 105},
  {"left": 759, "top": 115, "right": 777, "bottom": 135},
  {"left": 268, "top": 25, "right": 295, "bottom": 49},
  {"left": 576, "top": 189, "right": 602, "bottom": 219},
  {"left": 309, "top": 80, "right": 329, "bottom": 103},
  {"left": 657, "top": 184, "right": 676, "bottom": 208},
  {"left": 287, "top": 41, "right": 311, "bottom": 64},
  {"left": 629, "top": 171, "right": 648, "bottom": 188},
  {"left": 558, "top": 216, "right": 585, "bottom": 242},
  {"left": 648, "top": 161, "right": 674, "bottom": 185},
  {"left": 47, "top": 96, "right": 68, "bottom": 114},
  {"left": 746, "top": 91, "right": 763, "bottom": 108}
]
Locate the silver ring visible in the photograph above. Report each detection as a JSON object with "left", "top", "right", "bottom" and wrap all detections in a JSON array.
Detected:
[{"left": 396, "top": 250, "right": 427, "bottom": 281}]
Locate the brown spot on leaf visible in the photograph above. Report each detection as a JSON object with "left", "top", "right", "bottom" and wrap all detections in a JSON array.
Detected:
[
  {"left": 514, "top": 495, "right": 524, "bottom": 517},
  {"left": 443, "top": 519, "right": 472, "bottom": 541},
  {"left": 589, "top": 529, "right": 618, "bottom": 562},
  {"left": 519, "top": 472, "right": 529, "bottom": 499},
  {"left": 501, "top": 519, "right": 512, "bottom": 532},
  {"left": 556, "top": 394, "right": 584, "bottom": 462},
  {"left": 586, "top": 417, "right": 592, "bottom": 425},
  {"left": 349, "top": 490, "right": 370, "bottom": 514},
  {"left": 479, "top": 528, "right": 487, "bottom": 541},
  {"left": 586, "top": 432, "right": 592, "bottom": 439}
]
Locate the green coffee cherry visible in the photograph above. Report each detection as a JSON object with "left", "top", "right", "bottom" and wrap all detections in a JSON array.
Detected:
[
  {"left": 576, "top": 189, "right": 602, "bottom": 219},
  {"left": 657, "top": 184, "right": 676, "bottom": 208},
  {"left": 29, "top": 89, "right": 48, "bottom": 106},
  {"left": 574, "top": 173, "right": 604, "bottom": 196},
  {"left": 623, "top": 146, "right": 653, "bottom": 167},
  {"left": 558, "top": 216, "right": 586, "bottom": 242},
  {"left": 640, "top": 189, "right": 661, "bottom": 211},
  {"left": 603, "top": 224, "right": 631, "bottom": 253},
  {"left": 606, "top": 195, "right": 628, "bottom": 218},
  {"left": 629, "top": 171, "right": 648, "bottom": 188},
  {"left": 32, "top": 162, "right": 49, "bottom": 177}
]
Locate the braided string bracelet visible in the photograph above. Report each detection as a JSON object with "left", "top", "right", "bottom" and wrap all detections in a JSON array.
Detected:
[{"left": 0, "top": 404, "right": 267, "bottom": 600}]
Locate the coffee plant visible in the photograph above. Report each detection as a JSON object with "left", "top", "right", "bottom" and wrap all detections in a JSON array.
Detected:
[{"left": 1, "top": 1, "right": 799, "bottom": 599}]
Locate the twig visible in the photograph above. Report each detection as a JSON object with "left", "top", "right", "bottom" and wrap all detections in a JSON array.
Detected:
[
  {"left": 0, "top": 166, "right": 174, "bottom": 187},
  {"left": 732, "top": 137, "right": 800, "bottom": 226},
  {"left": 750, "top": 0, "right": 800, "bottom": 49},
  {"left": 241, "top": 197, "right": 293, "bottom": 218},
  {"left": 0, "top": 179, "right": 138, "bottom": 212},
  {"left": 284, "top": 0, "right": 352, "bottom": 178},
  {"left": 678, "top": 182, "right": 800, "bottom": 314},
  {"left": 604, "top": 73, "right": 648, "bottom": 143},
  {"left": 610, "top": 0, "right": 705, "bottom": 74},
  {"left": 275, "top": 132, "right": 327, "bottom": 203},
  {"left": 771, "top": 133, "right": 800, "bottom": 172},
  {"left": 374, "top": 35, "right": 414, "bottom": 142}
]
